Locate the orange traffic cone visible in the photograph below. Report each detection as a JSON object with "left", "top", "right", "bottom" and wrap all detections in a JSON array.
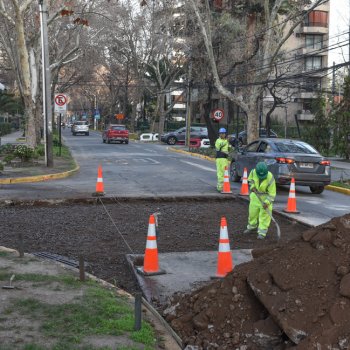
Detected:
[
  {"left": 216, "top": 217, "right": 233, "bottom": 277},
  {"left": 283, "top": 178, "right": 300, "bottom": 214},
  {"left": 240, "top": 168, "right": 249, "bottom": 196},
  {"left": 139, "top": 215, "right": 165, "bottom": 276},
  {"left": 93, "top": 165, "right": 105, "bottom": 196},
  {"left": 221, "top": 166, "right": 232, "bottom": 194}
]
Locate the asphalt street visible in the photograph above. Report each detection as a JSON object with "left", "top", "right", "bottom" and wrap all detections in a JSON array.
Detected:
[{"left": 0, "top": 129, "right": 349, "bottom": 226}]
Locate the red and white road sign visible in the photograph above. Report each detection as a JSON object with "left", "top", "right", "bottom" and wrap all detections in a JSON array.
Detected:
[
  {"left": 212, "top": 108, "right": 224, "bottom": 121},
  {"left": 54, "top": 94, "right": 68, "bottom": 113}
]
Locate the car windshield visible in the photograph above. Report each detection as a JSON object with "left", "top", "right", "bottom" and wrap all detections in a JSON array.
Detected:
[
  {"left": 75, "top": 121, "right": 87, "bottom": 125},
  {"left": 111, "top": 126, "right": 126, "bottom": 130},
  {"left": 274, "top": 141, "right": 318, "bottom": 154}
]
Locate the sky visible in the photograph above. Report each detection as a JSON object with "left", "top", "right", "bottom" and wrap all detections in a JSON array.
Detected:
[{"left": 329, "top": 0, "right": 349, "bottom": 65}]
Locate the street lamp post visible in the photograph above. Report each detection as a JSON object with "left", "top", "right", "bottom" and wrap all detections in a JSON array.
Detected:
[{"left": 39, "top": 0, "right": 53, "bottom": 167}]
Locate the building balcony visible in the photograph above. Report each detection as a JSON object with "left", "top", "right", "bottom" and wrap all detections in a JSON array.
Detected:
[
  {"left": 300, "top": 24, "right": 328, "bottom": 35},
  {"left": 301, "top": 47, "right": 328, "bottom": 56},
  {"left": 297, "top": 110, "right": 315, "bottom": 121},
  {"left": 297, "top": 91, "right": 318, "bottom": 99}
]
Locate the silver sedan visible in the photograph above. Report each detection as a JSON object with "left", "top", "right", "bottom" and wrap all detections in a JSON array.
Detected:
[{"left": 230, "top": 138, "right": 331, "bottom": 194}]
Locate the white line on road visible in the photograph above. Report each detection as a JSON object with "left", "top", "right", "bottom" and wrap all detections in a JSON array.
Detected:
[{"left": 179, "top": 160, "right": 216, "bottom": 172}]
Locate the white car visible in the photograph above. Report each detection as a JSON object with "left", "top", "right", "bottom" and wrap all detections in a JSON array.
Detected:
[{"left": 72, "top": 121, "right": 89, "bottom": 136}]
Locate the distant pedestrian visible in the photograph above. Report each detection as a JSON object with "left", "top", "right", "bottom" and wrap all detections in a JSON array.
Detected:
[
  {"left": 244, "top": 162, "right": 276, "bottom": 239},
  {"left": 215, "top": 128, "right": 231, "bottom": 192}
]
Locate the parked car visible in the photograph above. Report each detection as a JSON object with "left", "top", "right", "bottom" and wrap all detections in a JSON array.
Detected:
[
  {"left": 71, "top": 121, "right": 89, "bottom": 136},
  {"left": 160, "top": 127, "right": 208, "bottom": 145},
  {"left": 230, "top": 138, "right": 331, "bottom": 194},
  {"left": 229, "top": 128, "right": 278, "bottom": 147},
  {"left": 102, "top": 124, "right": 129, "bottom": 144}
]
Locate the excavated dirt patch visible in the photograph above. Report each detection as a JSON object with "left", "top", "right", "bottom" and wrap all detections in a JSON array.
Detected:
[
  {"left": 166, "top": 214, "right": 350, "bottom": 350},
  {"left": 0, "top": 198, "right": 305, "bottom": 294}
]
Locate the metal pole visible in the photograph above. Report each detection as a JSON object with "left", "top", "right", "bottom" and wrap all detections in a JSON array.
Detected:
[
  {"left": 185, "top": 59, "right": 192, "bottom": 149},
  {"left": 332, "top": 61, "right": 336, "bottom": 98},
  {"left": 284, "top": 107, "right": 288, "bottom": 138},
  {"left": 134, "top": 292, "right": 142, "bottom": 331},
  {"left": 58, "top": 113, "right": 62, "bottom": 156},
  {"left": 39, "top": 0, "right": 53, "bottom": 167}
]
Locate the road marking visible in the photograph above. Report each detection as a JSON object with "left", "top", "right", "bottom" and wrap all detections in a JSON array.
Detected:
[
  {"left": 145, "top": 158, "right": 160, "bottom": 165},
  {"left": 179, "top": 160, "right": 216, "bottom": 172}
]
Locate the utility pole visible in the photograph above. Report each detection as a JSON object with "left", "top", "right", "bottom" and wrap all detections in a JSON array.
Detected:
[
  {"left": 332, "top": 61, "right": 336, "bottom": 98},
  {"left": 185, "top": 58, "right": 193, "bottom": 149},
  {"left": 39, "top": 0, "right": 53, "bottom": 167}
]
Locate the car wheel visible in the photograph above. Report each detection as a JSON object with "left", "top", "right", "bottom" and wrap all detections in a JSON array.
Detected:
[
  {"left": 103, "top": 139, "right": 106, "bottom": 143},
  {"left": 107, "top": 139, "right": 111, "bottom": 144},
  {"left": 125, "top": 141, "right": 129, "bottom": 144},
  {"left": 86, "top": 132, "right": 89, "bottom": 136},
  {"left": 310, "top": 186, "right": 324, "bottom": 194},
  {"left": 230, "top": 161, "right": 241, "bottom": 182},
  {"left": 167, "top": 136, "right": 177, "bottom": 145},
  {"left": 73, "top": 132, "right": 76, "bottom": 136}
]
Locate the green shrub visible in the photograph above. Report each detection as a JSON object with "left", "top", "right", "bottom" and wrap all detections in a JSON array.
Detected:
[
  {"left": 0, "top": 123, "right": 11, "bottom": 136},
  {"left": 34, "top": 144, "right": 45, "bottom": 157},
  {"left": 3, "top": 154, "right": 14, "bottom": 164},
  {"left": 14, "top": 145, "right": 34, "bottom": 161},
  {"left": 0, "top": 144, "right": 16, "bottom": 155}
]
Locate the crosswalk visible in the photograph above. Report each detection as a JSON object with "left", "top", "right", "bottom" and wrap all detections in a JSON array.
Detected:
[{"left": 102, "top": 157, "right": 161, "bottom": 166}]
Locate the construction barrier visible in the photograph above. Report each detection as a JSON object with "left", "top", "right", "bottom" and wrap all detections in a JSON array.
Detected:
[
  {"left": 140, "top": 133, "right": 155, "bottom": 142},
  {"left": 177, "top": 138, "right": 202, "bottom": 148},
  {"left": 200, "top": 139, "right": 210, "bottom": 148},
  {"left": 152, "top": 133, "right": 159, "bottom": 141}
]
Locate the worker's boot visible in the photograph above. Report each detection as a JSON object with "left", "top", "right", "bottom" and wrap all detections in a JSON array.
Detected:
[
  {"left": 243, "top": 228, "right": 256, "bottom": 234},
  {"left": 257, "top": 234, "right": 265, "bottom": 240}
]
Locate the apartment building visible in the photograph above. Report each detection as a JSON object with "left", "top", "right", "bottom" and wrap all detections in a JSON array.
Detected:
[{"left": 265, "top": 1, "right": 330, "bottom": 123}]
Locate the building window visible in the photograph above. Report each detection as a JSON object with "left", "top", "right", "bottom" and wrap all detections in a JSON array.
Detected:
[
  {"left": 303, "top": 78, "right": 322, "bottom": 92},
  {"left": 305, "top": 34, "right": 323, "bottom": 49},
  {"left": 305, "top": 11, "right": 328, "bottom": 28},
  {"left": 305, "top": 56, "right": 322, "bottom": 71}
]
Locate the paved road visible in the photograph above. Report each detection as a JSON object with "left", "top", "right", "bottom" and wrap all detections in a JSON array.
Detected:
[{"left": 0, "top": 130, "right": 349, "bottom": 226}]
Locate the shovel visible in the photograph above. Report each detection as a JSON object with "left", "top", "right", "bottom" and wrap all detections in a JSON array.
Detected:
[{"left": 252, "top": 190, "right": 281, "bottom": 240}]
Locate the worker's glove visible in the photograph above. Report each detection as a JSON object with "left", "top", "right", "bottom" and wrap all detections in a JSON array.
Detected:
[
  {"left": 263, "top": 202, "right": 269, "bottom": 210},
  {"left": 251, "top": 188, "right": 257, "bottom": 193}
]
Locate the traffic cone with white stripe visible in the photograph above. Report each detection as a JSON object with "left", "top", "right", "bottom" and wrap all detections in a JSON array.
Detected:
[
  {"left": 216, "top": 217, "right": 233, "bottom": 278},
  {"left": 240, "top": 168, "right": 249, "bottom": 196},
  {"left": 93, "top": 164, "right": 105, "bottom": 196},
  {"left": 283, "top": 178, "right": 300, "bottom": 214},
  {"left": 221, "top": 166, "right": 232, "bottom": 194},
  {"left": 138, "top": 214, "right": 166, "bottom": 276}
]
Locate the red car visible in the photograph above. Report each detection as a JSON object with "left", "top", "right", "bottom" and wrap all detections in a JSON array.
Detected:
[{"left": 102, "top": 124, "right": 129, "bottom": 144}]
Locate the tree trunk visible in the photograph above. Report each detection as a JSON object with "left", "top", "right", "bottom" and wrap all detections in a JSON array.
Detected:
[
  {"left": 202, "top": 83, "right": 217, "bottom": 146},
  {"left": 246, "top": 107, "right": 259, "bottom": 145}
]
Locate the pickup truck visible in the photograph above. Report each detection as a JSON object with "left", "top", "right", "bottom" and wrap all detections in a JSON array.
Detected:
[{"left": 102, "top": 124, "right": 129, "bottom": 144}]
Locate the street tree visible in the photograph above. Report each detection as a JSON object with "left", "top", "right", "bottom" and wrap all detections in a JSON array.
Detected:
[
  {"left": 187, "top": 0, "right": 326, "bottom": 143},
  {"left": 0, "top": 0, "right": 91, "bottom": 147}
]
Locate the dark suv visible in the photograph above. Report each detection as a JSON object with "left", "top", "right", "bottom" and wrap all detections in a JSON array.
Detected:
[{"left": 160, "top": 127, "right": 208, "bottom": 145}]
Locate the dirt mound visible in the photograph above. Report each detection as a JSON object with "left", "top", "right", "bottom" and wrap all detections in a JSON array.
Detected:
[{"left": 165, "top": 214, "right": 350, "bottom": 349}]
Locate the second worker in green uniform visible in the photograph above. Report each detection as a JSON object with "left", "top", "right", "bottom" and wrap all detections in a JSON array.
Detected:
[{"left": 215, "top": 128, "right": 231, "bottom": 192}]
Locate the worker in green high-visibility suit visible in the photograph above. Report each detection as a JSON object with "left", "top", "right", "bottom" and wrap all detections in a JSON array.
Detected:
[
  {"left": 244, "top": 162, "right": 276, "bottom": 239},
  {"left": 215, "top": 128, "right": 231, "bottom": 192}
]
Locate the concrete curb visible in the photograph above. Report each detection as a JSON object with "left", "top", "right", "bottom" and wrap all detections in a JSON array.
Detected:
[
  {"left": 168, "top": 146, "right": 215, "bottom": 162},
  {"left": 0, "top": 161, "right": 80, "bottom": 185},
  {"left": 325, "top": 185, "right": 350, "bottom": 196}
]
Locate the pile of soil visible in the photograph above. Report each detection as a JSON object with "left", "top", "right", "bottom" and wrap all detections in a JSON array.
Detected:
[
  {"left": 0, "top": 199, "right": 305, "bottom": 294},
  {"left": 165, "top": 213, "right": 350, "bottom": 350}
]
